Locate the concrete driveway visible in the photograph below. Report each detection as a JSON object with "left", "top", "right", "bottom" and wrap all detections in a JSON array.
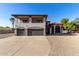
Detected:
[
  {"left": 0, "top": 36, "right": 50, "bottom": 56},
  {"left": 47, "top": 34, "right": 79, "bottom": 56}
]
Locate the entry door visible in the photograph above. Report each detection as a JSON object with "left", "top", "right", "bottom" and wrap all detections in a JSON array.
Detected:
[{"left": 55, "top": 26, "right": 60, "bottom": 33}]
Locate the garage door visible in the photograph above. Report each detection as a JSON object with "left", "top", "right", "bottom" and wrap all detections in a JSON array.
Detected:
[
  {"left": 28, "top": 29, "right": 44, "bottom": 36},
  {"left": 17, "top": 29, "right": 25, "bottom": 36}
]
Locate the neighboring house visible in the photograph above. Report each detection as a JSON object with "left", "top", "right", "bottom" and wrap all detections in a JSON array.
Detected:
[{"left": 12, "top": 14, "right": 48, "bottom": 36}]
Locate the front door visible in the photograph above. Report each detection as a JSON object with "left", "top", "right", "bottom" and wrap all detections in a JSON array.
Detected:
[{"left": 55, "top": 26, "right": 60, "bottom": 33}]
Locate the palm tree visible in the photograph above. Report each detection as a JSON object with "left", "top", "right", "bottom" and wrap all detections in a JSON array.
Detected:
[{"left": 10, "top": 18, "right": 15, "bottom": 31}]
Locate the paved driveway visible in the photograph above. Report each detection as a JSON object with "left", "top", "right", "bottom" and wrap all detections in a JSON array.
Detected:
[
  {"left": 0, "top": 36, "right": 50, "bottom": 56},
  {"left": 0, "top": 33, "right": 79, "bottom": 56},
  {"left": 47, "top": 34, "right": 79, "bottom": 56}
]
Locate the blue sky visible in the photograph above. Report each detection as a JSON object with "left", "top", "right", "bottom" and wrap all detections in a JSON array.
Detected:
[{"left": 0, "top": 3, "right": 79, "bottom": 27}]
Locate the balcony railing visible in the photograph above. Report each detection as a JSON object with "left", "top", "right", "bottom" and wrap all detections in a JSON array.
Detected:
[{"left": 15, "top": 22, "right": 45, "bottom": 28}]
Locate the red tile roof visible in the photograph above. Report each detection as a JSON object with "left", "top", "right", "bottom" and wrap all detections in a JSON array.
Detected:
[{"left": 50, "top": 23, "right": 63, "bottom": 25}]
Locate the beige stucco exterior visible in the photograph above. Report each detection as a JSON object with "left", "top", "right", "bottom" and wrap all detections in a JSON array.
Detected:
[{"left": 13, "top": 15, "right": 47, "bottom": 36}]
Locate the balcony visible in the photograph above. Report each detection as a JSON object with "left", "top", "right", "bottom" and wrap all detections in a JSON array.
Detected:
[{"left": 15, "top": 22, "right": 45, "bottom": 28}]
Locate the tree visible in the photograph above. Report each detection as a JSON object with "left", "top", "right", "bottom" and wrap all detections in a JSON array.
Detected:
[
  {"left": 5, "top": 26, "right": 10, "bottom": 28},
  {"left": 75, "top": 17, "right": 79, "bottom": 25},
  {"left": 60, "top": 18, "right": 69, "bottom": 24},
  {"left": 10, "top": 18, "right": 15, "bottom": 30},
  {"left": 60, "top": 18, "right": 69, "bottom": 29},
  {"left": 68, "top": 21, "right": 77, "bottom": 30},
  {"left": 60, "top": 18, "right": 77, "bottom": 33}
]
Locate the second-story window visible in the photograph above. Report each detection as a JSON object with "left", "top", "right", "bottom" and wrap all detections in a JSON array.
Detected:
[
  {"left": 32, "top": 18, "right": 43, "bottom": 23},
  {"left": 22, "top": 20, "right": 29, "bottom": 23},
  {"left": 20, "top": 18, "right": 29, "bottom": 23}
]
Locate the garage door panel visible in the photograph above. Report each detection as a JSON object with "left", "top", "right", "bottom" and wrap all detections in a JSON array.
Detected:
[
  {"left": 28, "top": 29, "right": 44, "bottom": 36},
  {"left": 17, "top": 29, "right": 25, "bottom": 36}
]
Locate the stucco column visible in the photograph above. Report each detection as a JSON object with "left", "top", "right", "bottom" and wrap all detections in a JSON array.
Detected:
[
  {"left": 25, "top": 28, "right": 27, "bottom": 36},
  {"left": 43, "top": 17, "right": 46, "bottom": 36},
  {"left": 29, "top": 16, "right": 32, "bottom": 23},
  {"left": 17, "top": 18, "right": 22, "bottom": 23},
  {"left": 60, "top": 25, "right": 62, "bottom": 33},
  {"left": 54, "top": 25, "right": 56, "bottom": 34},
  {"left": 14, "top": 18, "right": 18, "bottom": 35},
  {"left": 43, "top": 28, "right": 45, "bottom": 36},
  {"left": 25, "top": 16, "right": 32, "bottom": 36}
]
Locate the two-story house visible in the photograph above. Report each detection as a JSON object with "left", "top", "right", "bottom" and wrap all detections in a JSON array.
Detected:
[{"left": 12, "top": 14, "right": 48, "bottom": 36}]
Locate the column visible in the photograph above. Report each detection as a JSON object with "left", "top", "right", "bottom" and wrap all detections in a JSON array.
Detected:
[
  {"left": 17, "top": 18, "right": 22, "bottom": 23},
  {"left": 43, "top": 17, "right": 46, "bottom": 35},
  {"left": 14, "top": 18, "right": 18, "bottom": 35},
  {"left": 44, "top": 28, "right": 46, "bottom": 35},
  {"left": 54, "top": 25, "right": 56, "bottom": 34},
  {"left": 43, "top": 17, "right": 46, "bottom": 23},
  {"left": 25, "top": 28, "right": 27, "bottom": 36},
  {"left": 14, "top": 18, "right": 17, "bottom": 28},
  {"left": 60, "top": 25, "right": 62, "bottom": 34},
  {"left": 29, "top": 16, "right": 32, "bottom": 23}
]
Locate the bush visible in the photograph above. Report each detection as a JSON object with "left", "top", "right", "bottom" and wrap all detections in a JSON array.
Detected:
[{"left": 62, "top": 30, "right": 68, "bottom": 33}]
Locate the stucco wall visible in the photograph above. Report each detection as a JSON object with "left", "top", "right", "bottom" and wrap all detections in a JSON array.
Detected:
[
  {"left": 14, "top": 16, "right": 46, "bottom": 35},
  {"left": 14, "top": 17, "right": 46, "bottom": 29}
]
